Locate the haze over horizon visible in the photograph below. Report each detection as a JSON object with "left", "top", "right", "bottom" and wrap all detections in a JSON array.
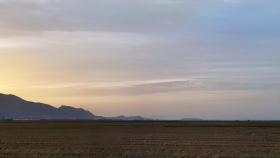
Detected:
[{"left": 1, "top": 0, "right": 280, "bottom": 120}]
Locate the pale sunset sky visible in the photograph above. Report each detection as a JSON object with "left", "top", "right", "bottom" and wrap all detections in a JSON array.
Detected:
[{"left": 1, "top": 0, "right": 280, "bottom": 120}]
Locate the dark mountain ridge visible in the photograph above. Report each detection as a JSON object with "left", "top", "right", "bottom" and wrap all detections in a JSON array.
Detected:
[
  {"left": 0, "top": 93, "right": 153, "bottom": 120},
  {"left": 0, "top": 93, "right": 100, "bottom": 120}
]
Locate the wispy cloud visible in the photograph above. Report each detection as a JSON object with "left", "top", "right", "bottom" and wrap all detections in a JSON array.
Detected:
[
  {"left": 31, "top": 78, "right": 200, "bottom": 96},
  {"left": 0, "top": 31, "right": 153, "bottom": 49}
]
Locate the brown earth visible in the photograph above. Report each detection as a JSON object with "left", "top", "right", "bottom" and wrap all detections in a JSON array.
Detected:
[{"left": 0, "top": 121, "right": 280, "bottom": 158}]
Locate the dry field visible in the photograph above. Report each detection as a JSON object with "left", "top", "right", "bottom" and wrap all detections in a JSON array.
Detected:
[{"left": 0, "top": 121, "right": 280, "bottom": 158}]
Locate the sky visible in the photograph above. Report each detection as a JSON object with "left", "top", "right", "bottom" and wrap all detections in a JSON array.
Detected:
[{"left": 0, "top": 0, "right": 280, "bottom": 120}]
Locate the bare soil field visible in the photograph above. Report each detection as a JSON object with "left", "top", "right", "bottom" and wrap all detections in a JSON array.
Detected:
[{"left": 0, "top": 121, "right": 280, "bottom": 158}]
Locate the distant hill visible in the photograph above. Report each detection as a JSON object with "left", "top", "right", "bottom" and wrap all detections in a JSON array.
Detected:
[
  {"left": 0, "top": 93, "right": 101, "bottom": 120},
  {"left": 181, "top": 118, "right": 203, "bottom": 121},
  {"left": 106, "top": 115, "right": 151, "bottom": 121},
  {"left": 0, "top": 93, "right": 151, "bottom": 120}
]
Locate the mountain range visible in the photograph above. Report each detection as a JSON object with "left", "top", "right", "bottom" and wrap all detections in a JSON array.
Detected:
[{"left": 0, "top": 93, "right": 149, "bottom": 120}]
